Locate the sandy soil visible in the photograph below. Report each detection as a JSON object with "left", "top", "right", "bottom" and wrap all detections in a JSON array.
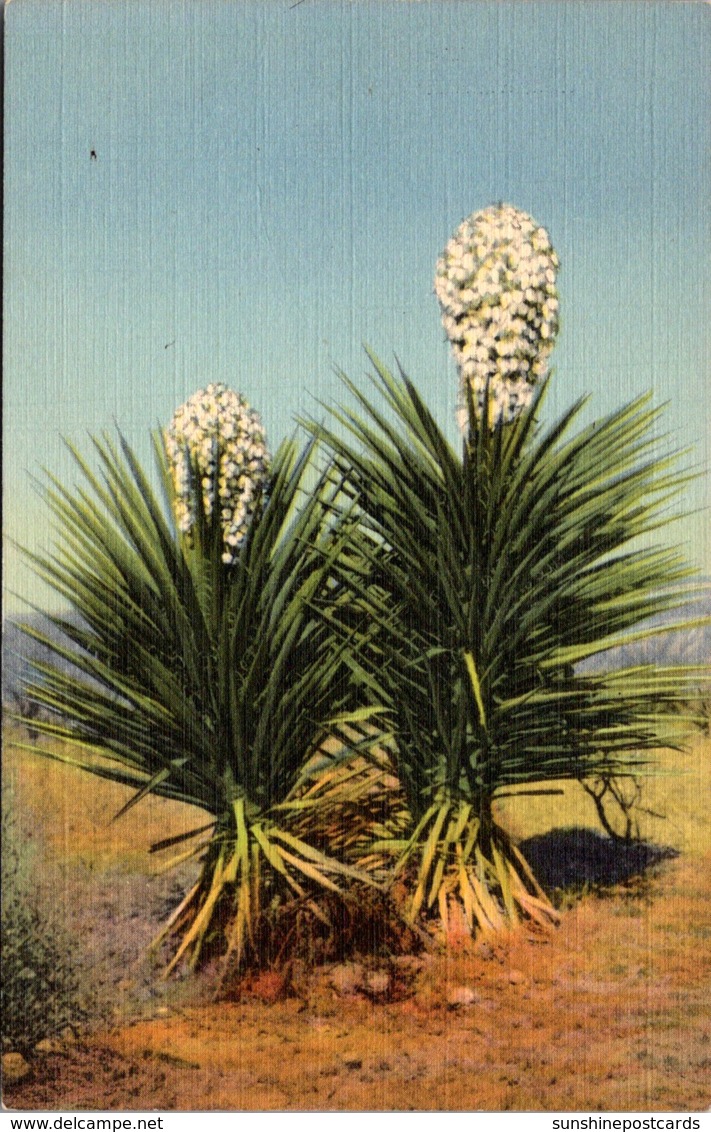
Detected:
[{"left": 3, "top": 735, "right": 710, "bottom": 1112}]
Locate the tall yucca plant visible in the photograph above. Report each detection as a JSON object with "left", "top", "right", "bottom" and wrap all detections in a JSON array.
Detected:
[
  {"left": 308, "top": 353, "right": 704, "bottom": 940},
  {"left": 16, "top": 425, "right": 382, "bottom": 974}
]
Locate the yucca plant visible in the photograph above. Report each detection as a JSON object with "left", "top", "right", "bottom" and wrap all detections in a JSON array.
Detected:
[
  {"left": 307, "top": 204, "right": 706, "bottom": 942},
  {"left": 311, "top": 358, "right": 704, "bottom": 940},
  {"left": 15, "top": 386, "right": 384, "bottom": 975}
]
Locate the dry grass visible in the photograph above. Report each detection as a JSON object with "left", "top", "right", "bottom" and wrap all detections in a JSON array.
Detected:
[
  {"left": 3, "top": 728, "right": 207, "bottom": 872},
  {"left": 8, "top": 728, "right": 708, "bottom": 870},
  {"left": 495, "top": 739, "right": 710, "bottom": 857}
]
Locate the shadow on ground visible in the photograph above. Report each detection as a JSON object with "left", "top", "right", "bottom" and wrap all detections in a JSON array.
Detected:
[{"left": 519, "top": 827, "right": 678, "bottom": 890}]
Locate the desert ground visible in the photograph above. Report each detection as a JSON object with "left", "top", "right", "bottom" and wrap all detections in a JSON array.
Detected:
[{"left": 3, "top": 730, "right": 710, "bottom": 1112}]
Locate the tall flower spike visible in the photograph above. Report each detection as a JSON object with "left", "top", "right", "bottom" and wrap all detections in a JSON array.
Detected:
[
  {"left": 434, "top": 203, "right": 559, "bottom": 428},
  {"left": 165, "top": 383, "right": 271, "bottom": 563}
]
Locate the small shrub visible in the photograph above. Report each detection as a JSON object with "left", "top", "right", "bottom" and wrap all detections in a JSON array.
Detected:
[{"left": 1, "top": 786, "right": 95, "bottom": 1054}]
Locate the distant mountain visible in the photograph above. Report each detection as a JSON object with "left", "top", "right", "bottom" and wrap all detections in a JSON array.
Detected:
[
  {"left": 2, "top": 611, "right": 87, "bottom": 708},
  {"left": 578, "top": 594, "right": 711, "bottom": 672}
]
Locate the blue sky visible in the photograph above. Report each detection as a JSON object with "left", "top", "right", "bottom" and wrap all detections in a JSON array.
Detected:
[{"left": 4, "top": 0, "right": 710, "bottom": 612}]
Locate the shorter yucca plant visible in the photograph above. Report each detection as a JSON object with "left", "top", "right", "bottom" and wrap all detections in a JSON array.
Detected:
[
  {"left": 17, "top": 385, "right": 384, "bottom": 976},
  {"left": 309, "top": 205, "right": 706, "bottom": 942}
]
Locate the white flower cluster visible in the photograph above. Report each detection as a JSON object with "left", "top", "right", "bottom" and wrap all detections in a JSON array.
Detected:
[
  {"left": 434, "top": 204, "right": 560, "bottom": 427},
  {"left": 165, "top": 384, "right": 270, "bottom": 564}
]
